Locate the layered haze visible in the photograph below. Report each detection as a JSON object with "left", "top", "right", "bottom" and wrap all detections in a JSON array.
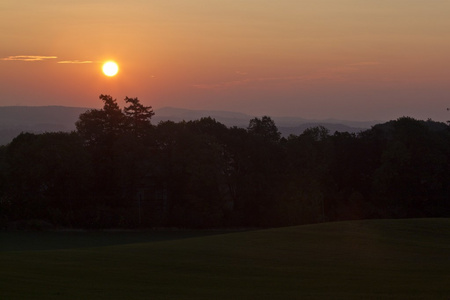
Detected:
[
  {"left": 1, "top": 1, "right": 450, "bottom": 121},
  {"left": 0, "top": 106, "right": 376, "bottom": 145}
]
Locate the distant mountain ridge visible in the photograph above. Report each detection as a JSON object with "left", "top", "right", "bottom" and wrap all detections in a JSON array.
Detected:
[
  {"left": 0, "top": 106, "right": 378, "bottom": 145},
  {"left": 154, "top": 107, "right": 378, "bottom": 136},
  {"left": 0, "top": 106, "right": 90, "bottom": 145},
  {"left": 154, "top": 107, "right": 254, "bottom": 127}
]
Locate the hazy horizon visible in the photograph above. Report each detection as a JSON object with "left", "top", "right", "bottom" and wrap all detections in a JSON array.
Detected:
[{"left": 1, "top": 1, "right": 450, "bottom": 122}]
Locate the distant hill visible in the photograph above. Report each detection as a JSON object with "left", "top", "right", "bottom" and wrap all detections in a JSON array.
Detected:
[
  {"left": 0, "top": 106, "right": 377, "bottom": 145},
  {"left": 153, "top": 107, "right": 252, "bottom": 127},
  {"left": 154, "top": 107, "right": 377, "bottom": 136},
  {"left": 0, "top": 106, "right": 90, "bottom": 145}
]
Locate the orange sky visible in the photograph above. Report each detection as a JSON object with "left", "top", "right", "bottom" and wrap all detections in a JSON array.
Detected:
[{"left": 1, "top": 0, "right": 450, "bottom": 121}]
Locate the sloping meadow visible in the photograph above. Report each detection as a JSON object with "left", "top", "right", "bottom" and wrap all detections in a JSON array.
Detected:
[{"left": 1, "top": 219, "right": 449, "bottom": 299}]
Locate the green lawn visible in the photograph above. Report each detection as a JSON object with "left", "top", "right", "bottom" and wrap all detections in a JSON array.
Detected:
[{"left": 1, "top": 219, "right": 449, "bottom": 299}]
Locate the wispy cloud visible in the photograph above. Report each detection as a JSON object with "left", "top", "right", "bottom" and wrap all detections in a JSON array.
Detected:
[
  {"left": 1, "top": 55, "right": 98, "bottom": 64},
  {"left": 193, "top": 69, "right": 354, "bottom": 90},
  {"left": 235, "top": 70, "right": 248, "bottom": 76},
  {"left": 57, "top": 60, "right": 94, "bottom": 64},
  {"left": 193, "top": 62, "right": 382, "bottom": 90},
  {"left": 0, "top": 55, "right": 57, "bottom": 62},
  {"left": 193, "top": 76, "right": 312, "bottom": 90},
  {"left": 349, "top": 61, "right": 381, "bottom": 66}
]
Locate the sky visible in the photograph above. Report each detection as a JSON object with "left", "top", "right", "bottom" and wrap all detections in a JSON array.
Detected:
[{"left": 1, "top": 0, "right": 450, "bottom": 122}]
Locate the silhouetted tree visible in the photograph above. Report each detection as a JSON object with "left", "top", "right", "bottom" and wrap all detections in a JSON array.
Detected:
[
  {"left": 327, "top": 131, "right": 370, "bottom": 220},
  {"left": 371, "top": 117, "right": 450, "bottom": 217},
  {"left": 76, "top": 94, "right": 125, "bottom": 147},
  {"left": 3, "top": 132, "right": 92, "bottom": 224},
  {"left": 151, "top": 119, "right": 230, "bottom": 227},
  {"left": 241, "top": 117, "right": 286, "bottom": 225},
  {"left": 0, "top": 145, "right": 9, "bottom": 227},
  {"left": 247, "top": 116, "right": 281, "bottom": 142},
  {"left": 4, "top": 102, "right": 450, "bottom": 229},
  {"left": 123, "top": 96, "right": 154, "bottom": 139},
  {"left": 282, "top": 127, "right": 331, "bottom": 224}
]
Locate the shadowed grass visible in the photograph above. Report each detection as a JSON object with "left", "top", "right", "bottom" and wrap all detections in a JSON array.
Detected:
[
  {"left": 1, "top": 219, "right": 449, "bottom": 299},
  {"left": 0, "top": 230, "right": 231, "bottom": 252}
]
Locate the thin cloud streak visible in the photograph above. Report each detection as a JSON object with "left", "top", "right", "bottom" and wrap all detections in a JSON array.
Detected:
[
  {"left": 193, "top": 75, "right": 327, "bottom": 90},
  {"left": 0, "top": 55, "right": 57, "bottom": 62},
  {"left": 349, "top": 61, "right": 381, "bottom": 66},
  {"left": 57, "top": 60, "right": 94, "bottom": 64},
  {"left": 235, "top": 71, "right": 248, "bottom": 76},
  {"left": 193, "top": 68, "right": 356, "bottom": 90},
  {"left": 193, "top": 62, "right": 382, "bottom": 90},
  {"left": 1, "top": 56, "right": 97, "bottom": 64}
]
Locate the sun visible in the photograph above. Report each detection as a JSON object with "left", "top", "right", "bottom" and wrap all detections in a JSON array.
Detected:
[{"left": 102, "top": 61, "right": 119, "bottom": 77}]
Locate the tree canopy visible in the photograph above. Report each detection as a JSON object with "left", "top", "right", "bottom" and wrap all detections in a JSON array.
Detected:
[{"left": 1, "top": 96, "right": 449, "bottom": 229}]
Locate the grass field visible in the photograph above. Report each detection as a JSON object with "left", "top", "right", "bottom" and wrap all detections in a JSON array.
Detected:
[{"left": 1, "top": 219, "right": 449, "bottom": 299}]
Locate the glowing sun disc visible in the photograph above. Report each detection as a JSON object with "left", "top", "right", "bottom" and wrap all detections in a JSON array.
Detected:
[{"left": 102, "top": 61, "right": 119, "bottom": 76}]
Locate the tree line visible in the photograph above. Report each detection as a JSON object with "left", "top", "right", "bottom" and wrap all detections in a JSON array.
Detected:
[{"left": 1, "top": 95, "right": 450, "bottom": 229}]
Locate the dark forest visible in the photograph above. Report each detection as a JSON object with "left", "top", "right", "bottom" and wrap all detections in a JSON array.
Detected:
[{"left": 1, "top": 95, "right": 449, "bottom": 229}]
